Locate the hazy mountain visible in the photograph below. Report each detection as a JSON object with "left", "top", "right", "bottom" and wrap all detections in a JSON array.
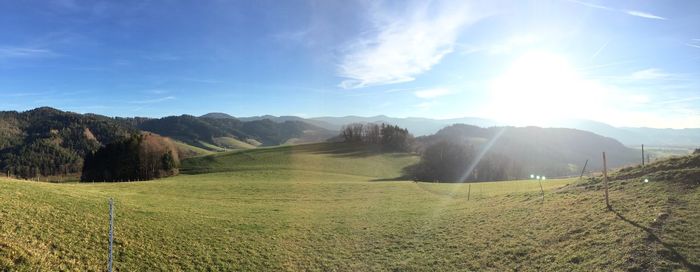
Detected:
[
  {"left": 310, "top": 115, "right": 501, "bottom": 136},
  {"left": 418, "top": 124, "right": 640, "bottom": 177},
  {"left": 236, "top": 115, "right": 336, "bottom": 130},
  {"left": 200, "top": 112, "right": 236, "bottom": 119},
  {"left": 548, "top": 119, "right": 700, "bottom": 147},
  {"left": 201, "top": 113, "right": 700, "bottom": 146},
  {"left": 136, "top": 115, "right": 336, "bottom": 147}
]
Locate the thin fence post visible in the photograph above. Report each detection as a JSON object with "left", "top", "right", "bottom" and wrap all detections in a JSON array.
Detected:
[
  {"left": 108, "top": 198, "right": 114, "bottom": 272},
  {"left": 579, "top": 159, "right": 588, "bottom": 180},
  {"left": 539, "top": 179, "right": 544, "bottom": 203},
  {"left": 641, "top": 144, "right": 645, "bottom": 167},
  {"left": 467, "top": 184, "right": 471, "bottom": 200},
  {"left": 602, "top": 152, "right": 610, "bottom": 210}
]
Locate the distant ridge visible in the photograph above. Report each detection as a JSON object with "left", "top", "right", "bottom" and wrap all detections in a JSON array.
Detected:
[
  {"left": 200, "top": 112, "right": 236, "bottom": 119},
  {"left": 201, "top": 112, "right": 700, "bottom": 146}
]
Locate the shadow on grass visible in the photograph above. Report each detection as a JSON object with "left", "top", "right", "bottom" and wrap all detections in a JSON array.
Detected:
[
  {"left": 290, "top": 142, "right": 415, "bottom": 158},
  {"left": 369, "top": 177, "right": 409, "bottom": 182},
  {"left": 612, "top": 208, "right": 700, "bottom": 271}
]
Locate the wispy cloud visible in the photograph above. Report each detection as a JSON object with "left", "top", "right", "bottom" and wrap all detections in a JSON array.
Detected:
[
  {"left": 0, "top": 91, "right": 53, "bottom": 97},
  {"left": 0, "top": 47, "right": 58, "bottom": 58},
  {"left": 566, "top": 1, "right": 667, "bottom": 20},
  {"left": 686, "top": 39, "right": 700, "bottom": 49},
  {"left": 337, "top": 1, "right": 481, "bottom": 89},
  {"left": 565, "top": 0, "right": 614, "bottom": 11},
  {"left": 624, "top": 10, "right": 666, "bottom": 20},
  {"left": 414, "top": 88, "right": 453, "bottom": 99},
  {"left": 128, "top": 96, "right": 175, "bottom": 104},
  {"left": 629, "top": 68, "right": 672, "bottom": 80}
]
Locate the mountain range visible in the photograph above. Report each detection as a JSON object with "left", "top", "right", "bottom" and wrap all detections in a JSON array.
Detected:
[
  {"left": 229, "top": 114, "right": 699, "bottom": 147},
  {"left": 0, "top": 107, "right": 696, "bottom": 179}
]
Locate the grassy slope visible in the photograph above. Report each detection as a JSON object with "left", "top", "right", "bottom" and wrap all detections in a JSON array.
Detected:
[
  {"left": 212, "top": 137, "right": 257, "bottom": 150},
  {"left": 181, "top": 142, "right": 418, "bottom": 178},
  {"left": 0, "top": 143, "right": 698, "bottom": 271},
  {"left": 173, "top": 140, "right": 214, "bottom": 157}
]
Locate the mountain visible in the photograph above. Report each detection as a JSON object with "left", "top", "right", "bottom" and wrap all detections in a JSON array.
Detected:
[
  {"left": 134, "top": 115, "right": 336, "bottom": 148},
  {"left": 309, "top": 115, "right": 501, "bottom": 136},
  {"left": 200, "top": 112, "right": 236, "bottom": 119},
  {"left": 549, "top": 119, "right": 700, "bottom": 147},
  {"left": 417, "top": 124, "right": 640, "bottom": 177},
  {"left": 0, "top": 107, "right": 138, "bottom": 178},
  {"left": 236, "top": 115, "right": 337, "bottom": 130},
  {"left": 255, "top": 115, "right": 699, "bottom": 147}
]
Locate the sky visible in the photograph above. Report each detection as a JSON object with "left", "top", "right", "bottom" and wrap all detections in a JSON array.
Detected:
[{"left": 0, "top": 0, "right": 699, "bottom": 128}]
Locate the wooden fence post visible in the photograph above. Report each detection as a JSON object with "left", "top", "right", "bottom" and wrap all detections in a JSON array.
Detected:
[
  {"left": 603, "top": 152, "right": 610, "bottom": 210},
  {"left": 467, "top": 184, "right": 471, "bottom": 201},
  {"left": 579, "top": 159, "right": 588, "bottom": 180},
  {"left": 539, "top": 178, "right": 545, "bottom": 203}
]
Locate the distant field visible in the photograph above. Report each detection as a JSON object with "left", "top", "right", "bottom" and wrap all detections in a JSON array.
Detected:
[
  {"left": 0, "top": 143, "right": 698, "bottom": 271},
  {"left": 212, "top": 137, "right": 257, "bottom": 150},
  {"left": 173, "top": 140, "right": 214, "bottom": 157}
]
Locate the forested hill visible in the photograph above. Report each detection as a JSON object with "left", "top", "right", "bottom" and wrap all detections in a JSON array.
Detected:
[
  {"left": 0, "top": 107, "right": 337, "bottom": 179},
  {"left": 0, "top": 107, "right": 137, "bottom": 178},
  {"left": 130, "top": 115, "right": 336, "bottom": 148},
  {"left": 417, "top": 124, "right": 640, "bottom": 177}
]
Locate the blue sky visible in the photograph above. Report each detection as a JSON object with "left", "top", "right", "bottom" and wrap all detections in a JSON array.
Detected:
[{"left": 0, "top": 0, "right": 698, "bottom": 128}]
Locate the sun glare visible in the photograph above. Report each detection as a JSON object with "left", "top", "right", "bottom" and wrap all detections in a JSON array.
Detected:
[{"left": 487, "top": 51, "right": 593, "bottom": 126}]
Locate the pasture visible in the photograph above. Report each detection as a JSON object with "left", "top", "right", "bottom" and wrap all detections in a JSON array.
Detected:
[{"left": 0, "top": 143, "right": 698, "bottom": 271}]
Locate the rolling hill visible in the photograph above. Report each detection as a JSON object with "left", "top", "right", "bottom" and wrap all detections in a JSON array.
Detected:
[
  {"left": 417, "top": 124, "right": 640, "bottom": 177},
  {"left": 134, "top": 115, "right": 336, "bottom": 149},
  {"left": 221, "top": 114, "right": 700, "bottom": 147},
  {"left": 1, "top": 142, "right": 698, "bottom": 270},
  {"left": 0, "top": 107, "right": 137, "bottom": 178}
]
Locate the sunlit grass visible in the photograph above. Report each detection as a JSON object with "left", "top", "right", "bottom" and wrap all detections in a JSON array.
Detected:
[{"left": 0, "top": 144, "right": 697, "bottom": 271}]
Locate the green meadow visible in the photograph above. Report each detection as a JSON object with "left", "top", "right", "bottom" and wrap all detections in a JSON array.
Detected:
[{"left": 1, "top": 143, "right": 698, "bottom": 271}]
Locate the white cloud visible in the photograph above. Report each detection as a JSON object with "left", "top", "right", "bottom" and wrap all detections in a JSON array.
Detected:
[
  {"left": 128, "top": 96, "right": 175, "bottom": 104},
  {"left": 566, "top": 1, "right": 667, "bottom": 20},
  {"left": 629, "top": 68, "right": 671, "bottom": 80},
  {"left": 414, "top": 88, "right": 453, "bottom": 99},
  {"left": 0, "top": 47, "right": 58, "bottom": 58},
  {"left": 624, "top": 10, "right": 666, "bottom": 20},
  {"left": 687, "top": 39, "right": 700, "bottom": 49},
  {"left": 337, "top": 1, "right": 480, "bottom": 89},
  {"left": 565, "top": 0, "right": 614, "bottom": 11}
]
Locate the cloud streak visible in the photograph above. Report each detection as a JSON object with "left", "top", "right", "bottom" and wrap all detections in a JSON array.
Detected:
[
  {"left": 128, "top": 96, "right": 175, "bottom": 104},
  {"left": 624, "top": 10, "right": 666, "bottom": 20},
  {"left": 337, "top": 1, "right": 479, "bottom": 89},
  {"left": 567, "top": 1, "right": 666, "bottom": 20},
  {"left": 0, "top": 47, "right": 58, "bottom": 58}
]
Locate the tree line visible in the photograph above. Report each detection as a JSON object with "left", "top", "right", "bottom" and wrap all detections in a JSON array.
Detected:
[
  {"left": 340, "top": 123, "right": 414, "bottom": 152},
  {"left": 403, "top": 140, "right": 523, "bottom": 182},
  {"left": 81, "top": 133, "right": 179, "bottom": 182}
]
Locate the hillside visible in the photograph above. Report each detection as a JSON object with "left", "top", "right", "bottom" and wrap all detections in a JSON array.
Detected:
[
  {"left": 223, "top": 114, "right": 700, "bottom": 147},
  {"left": 181, "top": 142, "right": 419, "bottom": 178},
  {"left": 1, "top": 143, "right": 698, "bottom": 270},
  {"left": 134, "top": 115, "right": 336, "bottom": 149},
  {"left": 0, "top": 107, "right": 137, "bottom": 178},
  {"left": 418, "top": 124, "right": 640, "bottom": 177}
]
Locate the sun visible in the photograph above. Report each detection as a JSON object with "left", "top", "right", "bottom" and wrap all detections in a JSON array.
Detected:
[{"left": 487, "top": 51, "right": 591, "bottom": 126}]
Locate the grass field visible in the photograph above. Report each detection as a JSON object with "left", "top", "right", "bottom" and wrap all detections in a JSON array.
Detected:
[
  {"left": 213, "top": 137, "right": 257, "bottom": 150},
  {"left": 173, "top": 140, "right": 214, "bottom": 157},
  {"left": 1, "top": 143, "right": 698, "bottom": 271}
]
